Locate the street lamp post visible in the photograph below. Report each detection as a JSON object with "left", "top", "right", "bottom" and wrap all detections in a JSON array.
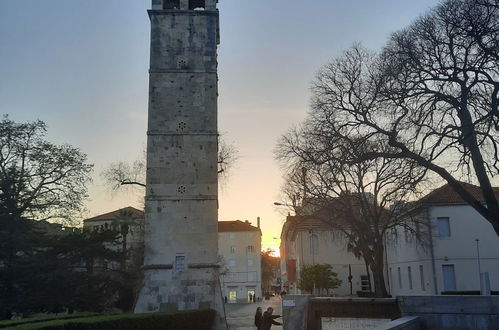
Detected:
[{"left": 476, "top": 239, "right": 482, "bottom": 293}]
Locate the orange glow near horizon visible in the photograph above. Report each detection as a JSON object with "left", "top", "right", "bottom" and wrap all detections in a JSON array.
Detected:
[{"left": 261, "top": 233, "right": 281, "bottom": 257}]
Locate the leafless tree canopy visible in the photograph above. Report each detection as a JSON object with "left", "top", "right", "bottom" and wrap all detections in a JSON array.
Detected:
[
  {"left": 301, "top": 0, "right": 499, "bottom": 234},
  {"left": 0, "top": 117, "right": 93, "bottom": 223},
  {"left": 102, "top": 134, "right": 238, "bottom": 191},
  {"left": 276, "top": 125, "right": 428, "bottom": 297}
]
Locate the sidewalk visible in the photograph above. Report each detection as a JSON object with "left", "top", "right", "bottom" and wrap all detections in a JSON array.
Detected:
[{"left": 225, "top": 296, "right": 283, "bottom": 330}]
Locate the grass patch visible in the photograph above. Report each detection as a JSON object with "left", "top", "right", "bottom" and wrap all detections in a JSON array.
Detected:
[
  {"left": 0, "top": 313, "right": 99, "bottom": 329},
  {"left": 2, "top": 310, "right": 215, "bottom": 330}
]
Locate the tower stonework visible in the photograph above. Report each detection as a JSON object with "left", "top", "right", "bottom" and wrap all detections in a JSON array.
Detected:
[{"left": 135, "top": 0, "right": 226, "bottom": 327}]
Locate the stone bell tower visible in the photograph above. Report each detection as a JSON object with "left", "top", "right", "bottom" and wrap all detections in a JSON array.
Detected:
[{"left": 135, "top": 0, "right": 226, "bottom": 327}]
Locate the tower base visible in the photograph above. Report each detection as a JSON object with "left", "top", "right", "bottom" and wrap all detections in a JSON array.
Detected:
[{"left": 134, "top": 267, "right": 227, "bottom": 330}]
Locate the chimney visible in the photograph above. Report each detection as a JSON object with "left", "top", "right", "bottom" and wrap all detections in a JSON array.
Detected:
[{"left": 257, "top": 216, "right": 261, "bottom": 229}]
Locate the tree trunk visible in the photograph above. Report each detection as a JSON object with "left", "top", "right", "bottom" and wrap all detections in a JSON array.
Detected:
[
  {"left": 363, "top": 257, "right": 372, "bottom": 293},
  {"left": 371, "top": 246, "right": 389, "bottom": 297}
]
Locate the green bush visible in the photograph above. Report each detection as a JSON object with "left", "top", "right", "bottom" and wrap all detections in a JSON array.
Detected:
[
  {"left": 0, "top": 314, "right": 99, "bottom": 329},
  {"left": 3, "top": 310, "right": 215, "bottom": 330}
]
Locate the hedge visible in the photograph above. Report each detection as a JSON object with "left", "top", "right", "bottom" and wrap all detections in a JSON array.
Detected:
[
  {"left": 441, "top": 291, "right": 499, "bottom": 295},
  {"left": 3, "top": 310, "right": 215, "bottom": 330},
  {"left": 0, "top": 314, "right": 99, "bottom": 329}
]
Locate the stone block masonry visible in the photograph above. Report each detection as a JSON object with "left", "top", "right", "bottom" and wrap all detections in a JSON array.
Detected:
[{"left": 135, "top": 1, "right": 226, "bottom": 329}]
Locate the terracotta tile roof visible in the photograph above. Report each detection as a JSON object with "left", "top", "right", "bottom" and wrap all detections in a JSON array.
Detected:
[
  {"left": 421, "top": 182, "right": 499, "bottom": 204},
  {"left": 84, "top": 207, "right": 144, "bottom": 223},
  {"left": 218, "top": 220, "right": 261, "bottom": 233}
]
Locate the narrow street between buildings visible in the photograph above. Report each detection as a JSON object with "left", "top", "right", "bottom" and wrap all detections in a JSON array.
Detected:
[{"left": 225, "top": 296, "right": 283, "bottom": 330}]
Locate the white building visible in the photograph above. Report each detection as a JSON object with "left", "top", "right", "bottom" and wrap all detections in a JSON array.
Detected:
[
  {"left": 218, "top": 220, "right": 262, "bottom": 303},
  {"left": 387, "top": 182, "right": 499, "bottom": 296},
  {"left": 280, "top": 183, "right": 499, "bottom": 297},
  {"left": 280, "top": 215, "right": 371, "bottom": 296}
]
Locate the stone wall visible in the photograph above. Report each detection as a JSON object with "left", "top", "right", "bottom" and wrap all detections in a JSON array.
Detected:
[{"left": 399, "top": 295, "right": 499, "bottom": 329}]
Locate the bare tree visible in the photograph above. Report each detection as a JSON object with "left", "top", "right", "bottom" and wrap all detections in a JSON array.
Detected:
[
  {"left": 102, "top": 134, "right": 238, "bottom": 190},
  {"left": 310, "top": 11, "right": 499, "bottom": 234},
  {"left": 276, "top": 127, "right": 428, "bottom": 297}
]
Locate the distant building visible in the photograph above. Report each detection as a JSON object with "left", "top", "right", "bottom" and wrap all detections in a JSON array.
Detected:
[
  {"left": 279, "top": 214, "right": 368, "bottom": 296},
  {"left": 218, "top": 220, "right": 262, "bottom": 303},
  {"left": 83, "top": 209, "right": 263, "bottom": 303},
  {"left": 387, "top": 182, "right": 499, "bottom": 296},
  {"left": 83, "top": 206, "right": 144, "bottom": 252}
]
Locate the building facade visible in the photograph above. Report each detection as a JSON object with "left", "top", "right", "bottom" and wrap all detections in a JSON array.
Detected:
[
  {"left": 280, "top": 183, "right": 499, "bottom": 297},
  {"left": 218, "top": 220, "right": 262, "bottom": 303},
  {"left": 83, "top": 206, "right": 144, "bottom": 253},
  {"left": 386, "top": 183, "right": 499, "bottom": 296},
  {"left": 280, "top": 215, "right": 370, "bottom": 296}
]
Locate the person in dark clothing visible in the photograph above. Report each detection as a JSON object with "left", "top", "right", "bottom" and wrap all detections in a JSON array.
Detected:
[
  {"left": 261, "top": 307, "right": 282, "bottom": 330},
  {"left": 254, "top": 307, "right": 263, "bottom": 330}
]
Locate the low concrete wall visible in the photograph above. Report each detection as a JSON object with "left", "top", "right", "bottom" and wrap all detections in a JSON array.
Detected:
[
  {"left": 399, "top": 296, "right": 499, "bottom": 329},
  {"left": 309, "top": 297, "right": 401, "bottom": 330},
  {"left": 282, "top": 295, "right": 311, "bottom": 330},
  {"left": 372, "top": 316, "right": 423, "bottom": 330}
]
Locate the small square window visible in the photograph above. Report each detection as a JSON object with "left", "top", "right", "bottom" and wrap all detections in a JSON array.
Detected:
[
  {"left": 437, "top": 217, "right": 450, "bottom": 237},
  {"left": 248, "top": 271, "right": 256, "bottom": 281}
]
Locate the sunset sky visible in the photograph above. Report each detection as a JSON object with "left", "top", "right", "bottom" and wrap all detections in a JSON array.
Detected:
[{"left": 0, "top": 0, "right": 440, "bottom": 254}]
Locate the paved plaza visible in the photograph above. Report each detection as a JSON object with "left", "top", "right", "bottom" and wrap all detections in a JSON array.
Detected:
[{"left": 225, "top": 296, "right": 283, "bottom": 330}]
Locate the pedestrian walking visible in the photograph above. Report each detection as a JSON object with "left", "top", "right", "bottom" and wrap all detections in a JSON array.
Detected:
[
  {"left": 254, "top": 307, "right": 263, "bottom": 330},
  {"left": 261, "top": 307, "right": 282, "bottom": 330}
]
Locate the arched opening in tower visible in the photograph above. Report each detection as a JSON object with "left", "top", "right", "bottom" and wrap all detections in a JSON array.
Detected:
[
  {"left": 189, "top": 0, "right": 206, "bottom": 10},
  {"left": 163, "top": 0, "right": 180, "bottom": 9}
]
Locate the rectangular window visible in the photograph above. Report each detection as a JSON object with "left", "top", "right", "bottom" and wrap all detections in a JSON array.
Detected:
[
  {"left": 360, "top": 275, "right": 370, "bottom": 292},
  {"left": 227, "top": 272, "right": 236, "bottom": 282},
  {"left": 398, "top": 267, "right": 402, "bottom": 289},
  {"left": 404, "top": 227, "right": 410, "bottom": 242},
  {"left": 437, "top": 217, "right": 451, "bottom": 237},
  {"left": 230, "top": 246, "right": 236, "bottom": 254},
  {"left": 408, "top": 266, "right": 413, "bottom": 290},
  {"left": 175, "top": 256, "right": 185, "bottom": 271},
  {"left": 419, "top": 265, "right": 425, "bottom": 291},
  {"left": 389, "top": 268, "right": 393, "bottom": 290},
  {"left": 247, "top": 259, "right": 254, "bottom": 267},
  {"left": 247, "top": 245, "right": 255, "bottom": 253},
  {"left": 248, "top": 271, "right": 257, "bottom": 281},
  {"left": 442, "top": 264, "right": 456, "bottom": 291}
]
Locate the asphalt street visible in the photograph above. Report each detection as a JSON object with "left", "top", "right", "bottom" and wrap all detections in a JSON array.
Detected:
[{"left": 225, "top": 296, "right": 283, "bottom": 330}]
